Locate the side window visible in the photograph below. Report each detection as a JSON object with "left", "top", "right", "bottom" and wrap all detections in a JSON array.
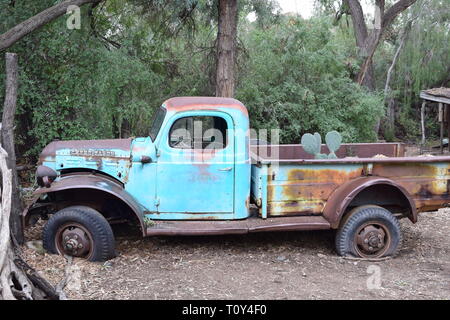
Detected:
[{"left": 169, "top": 116, "right": 228, "bottom": 150}]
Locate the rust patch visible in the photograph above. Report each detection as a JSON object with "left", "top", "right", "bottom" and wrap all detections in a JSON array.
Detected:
[
  {"left": 268, "top": 183, "right": 337, "bottom": 202},
  {"left": 264, "top": 167, "right": 365, "bottom": 217},
  {"left": 268, "top": 201, "right": 324, "bottom": 216},
  {"left": 266, "top": 168, "right": 362, "bottom": 217},
  {"left": 372, "top": 162, "right": 442, "bottom": 178},
  {"left": 182, "top": 148, "right": 219, "bottom": 163},
  {"left": 285, "top": 168, "right": 362, "bottom": 183},
  {"left": 373, "top": 162, "right": 450, "bottom": 212}
]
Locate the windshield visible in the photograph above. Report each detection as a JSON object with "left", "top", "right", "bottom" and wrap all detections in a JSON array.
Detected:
[{"left": 149, "top": 107, "right": 167, "bottom": 141}]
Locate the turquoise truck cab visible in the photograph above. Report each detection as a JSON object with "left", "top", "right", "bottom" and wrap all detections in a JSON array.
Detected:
[{"left": 127, "top": 97, "right": 251, "bottom": 220}]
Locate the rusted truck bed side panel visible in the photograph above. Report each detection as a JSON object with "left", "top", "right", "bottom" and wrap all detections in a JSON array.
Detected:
[
  {"left": 372, "top": 162, "right": 450, "bottom": 212},
  {"left": 265, "top": 163, "right": 364, "bottom": 216},
  {"left": 250, "top": 143, "right": 450, "bottom": 219}
]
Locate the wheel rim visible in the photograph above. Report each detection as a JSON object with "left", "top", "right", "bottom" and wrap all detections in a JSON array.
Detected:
[
  {"left": 55, "top": 223, "right": 94, "bottom": 259},
  {"left": 354, "top": 221, "right": 391, "bottom": 258}
]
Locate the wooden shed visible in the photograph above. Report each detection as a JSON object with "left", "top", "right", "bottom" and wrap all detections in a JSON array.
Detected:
[{"left": 420, "top": 87, "right": 450, "bottom": 153}]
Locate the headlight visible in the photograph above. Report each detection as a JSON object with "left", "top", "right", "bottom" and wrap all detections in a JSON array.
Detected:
[{"left": 36, "top": 165, "right": 57, "bottom": 188}]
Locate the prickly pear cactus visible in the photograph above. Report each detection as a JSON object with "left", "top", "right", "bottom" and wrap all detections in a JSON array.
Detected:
[
  {"left": 301, "top": 133, "right": 320, "bottom": 156},
  {"left": 301, "top": 131, "right": 342, "bottom": 159},
  {"left": 301, "top": 132, "right": 327, "bottom": 158},
  {"left": 313, "top": 132, "right": 321, "bottom": 150},
  {"left": 325, "top": 131, "right": 342, "bottom": 159}
]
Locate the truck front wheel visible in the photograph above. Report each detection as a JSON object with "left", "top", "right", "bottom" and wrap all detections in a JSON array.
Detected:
[
  {"left": 335, "top": 205, "right": 402, "bottom": 258},
  {"left": 43, "top": 206, "right": 116, "bottom": 262}
]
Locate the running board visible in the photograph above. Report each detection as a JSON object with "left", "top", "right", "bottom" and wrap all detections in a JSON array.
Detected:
[{"left": 145, "top": 216, "right": 331, "bottom": 236}]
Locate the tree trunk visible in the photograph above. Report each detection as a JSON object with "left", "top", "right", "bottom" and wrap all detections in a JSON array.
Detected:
[
  {"left": 215, "top": 0, "right": 238, "bottom": 98},
  {"left": 0, "top": 0, "right": 102, "bottom": 52},
  {"left": 1, "top": 53, "right": 23, "bottom": 244},
  {"left": 345, "top": 0, "right": 417, "bottom": 91}
]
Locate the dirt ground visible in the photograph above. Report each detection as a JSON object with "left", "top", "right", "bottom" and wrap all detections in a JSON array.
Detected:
[{"left": 22, "top": 209, "right": 449, "bottom": 300}]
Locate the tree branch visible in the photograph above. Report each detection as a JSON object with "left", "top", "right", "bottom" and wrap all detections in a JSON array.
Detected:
[
  {"left": 0, "top": 0, "right": 102, "bottom": 52},
  {"left": 382, "top": 0, "right": 417, "bottom": 29}
]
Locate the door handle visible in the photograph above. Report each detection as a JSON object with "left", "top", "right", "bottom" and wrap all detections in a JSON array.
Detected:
[{"left": 219, "top": 167, "right": 233, "bottom": 172}]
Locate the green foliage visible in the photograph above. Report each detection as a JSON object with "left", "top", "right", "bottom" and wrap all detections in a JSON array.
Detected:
[{"left": 236, "top": 17, "right": 385, "bottom": 144}]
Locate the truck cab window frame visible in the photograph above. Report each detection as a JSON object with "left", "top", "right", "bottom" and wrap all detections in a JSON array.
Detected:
[{"left": 168, "top": 115, "right": 228, "bottom": 150}]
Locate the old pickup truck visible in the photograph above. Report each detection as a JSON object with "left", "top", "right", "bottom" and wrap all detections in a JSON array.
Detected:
[{"left": 24, "top": 97, "right": 450, "bottom": 261}]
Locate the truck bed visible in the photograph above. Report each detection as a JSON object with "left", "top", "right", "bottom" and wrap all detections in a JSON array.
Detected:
[{"left": 250, "top": 143, "right": 450, "bottom": 219}]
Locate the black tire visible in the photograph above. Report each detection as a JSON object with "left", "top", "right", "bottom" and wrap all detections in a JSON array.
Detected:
[
  {"left": 43, "top": 206, "right": 116, "bottom": 262},
  {"left": 335, "top": 205, "right": 402, "bottom": 258}
]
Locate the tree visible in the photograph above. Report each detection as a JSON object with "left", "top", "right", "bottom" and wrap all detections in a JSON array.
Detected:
[
  {"left": 342, "top": 0, "right": 418, "bottom": 90},
  {"left": 129, "top": 0, "right": 277, "bottom": 98},
  {"left": 215, "top": 0, "right": 279, "bottom": 97},
  {"left": 216, "top": 0, "right": 238, "bottom": 97}
]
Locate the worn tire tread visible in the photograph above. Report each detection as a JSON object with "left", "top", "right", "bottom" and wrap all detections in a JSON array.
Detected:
[
  {"left": 335, "top": 205, "right": 402, "bottom": 258},
  {"left": 43, "top": 206, "right": 115, "bottom": 262}
]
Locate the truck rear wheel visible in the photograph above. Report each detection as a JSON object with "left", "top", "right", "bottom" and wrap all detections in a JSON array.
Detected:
[
  {"left": 335, "top": 205, "right": 402, "bottom": 258},
  {"left": 43, "top": 206, "right": 116, "bottom": 262}
]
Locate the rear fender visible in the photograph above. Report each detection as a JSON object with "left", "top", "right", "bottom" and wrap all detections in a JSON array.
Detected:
[{"left": 323, "top": 176, "right": 417, "bottom": 228}]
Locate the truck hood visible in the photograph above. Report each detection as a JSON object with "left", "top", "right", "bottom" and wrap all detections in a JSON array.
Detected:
[{"left": 39, "top": 138, "right": 133, "bottom": 163}]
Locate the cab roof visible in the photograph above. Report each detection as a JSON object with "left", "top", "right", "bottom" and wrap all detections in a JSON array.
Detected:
[{"left": 163, "top": 96, "right": 248, "bottom": 117}]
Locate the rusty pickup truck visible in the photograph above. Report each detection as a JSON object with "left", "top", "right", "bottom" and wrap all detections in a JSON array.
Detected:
[{"left": 24, "top": 97, "right": 449, "bottom": 261}]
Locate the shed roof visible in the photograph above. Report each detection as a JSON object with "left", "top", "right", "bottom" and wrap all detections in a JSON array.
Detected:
[{"left": 420, "top": 87, "right": 450, "bottom": 104}]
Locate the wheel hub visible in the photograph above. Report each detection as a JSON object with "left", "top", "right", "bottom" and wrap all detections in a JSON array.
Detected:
[
  {"left": 61, "top": 227, "right": 91, "bottom": 257},
  {"left": 357, "top": 225, "right": 386, "bottom": 254}
]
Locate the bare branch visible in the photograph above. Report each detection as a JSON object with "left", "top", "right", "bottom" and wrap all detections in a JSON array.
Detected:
[
  {"left": 382, "top": 0, "right": 418, "bottom": 29},
  {"left": 0, "top": 0, "right": 102, "bottom": 52}
]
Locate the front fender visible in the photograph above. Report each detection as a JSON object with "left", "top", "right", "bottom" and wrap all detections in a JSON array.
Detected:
[{"left": 23, "top": 173, "right": 147, "bottom": 236}]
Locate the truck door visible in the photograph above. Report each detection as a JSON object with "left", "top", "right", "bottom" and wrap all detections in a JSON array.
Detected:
[{"left": 155, "top": 111, "right": 235, "bottom": 218}]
